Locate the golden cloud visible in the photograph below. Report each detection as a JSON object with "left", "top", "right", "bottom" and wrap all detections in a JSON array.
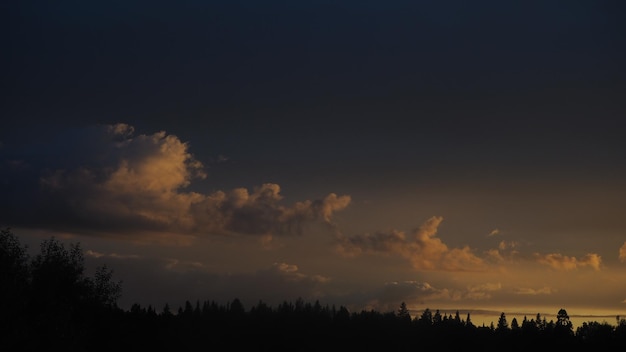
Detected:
[
  {"left": 619, "top": 242, "right": 626, "bottom": 262},
  {"left": 535, "top": 253, "right": 602, "bottom": 271},
  {"left": 336, "top": 216, "right": 487, "bottom": 272},
  {"left": 31, "top": 123, "right": 350, "bottom": 240}
]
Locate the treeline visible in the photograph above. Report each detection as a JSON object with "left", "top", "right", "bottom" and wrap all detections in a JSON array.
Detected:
[
  {"left": 116, "top": 299, "right": 626, "bottom": 351},
  {"left": 2, "top": 229, "right": 626, "bottom": 351}
]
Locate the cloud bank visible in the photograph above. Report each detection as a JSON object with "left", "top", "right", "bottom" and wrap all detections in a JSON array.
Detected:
[
  {"left": 336, "top": 216, "right": 487, "bottom": 271},
  {"left": 0, "top": 123, "right": 350, "bottom": 241},
  {"left": 535, "top": 253, "right": 602, "bottom": 271}
]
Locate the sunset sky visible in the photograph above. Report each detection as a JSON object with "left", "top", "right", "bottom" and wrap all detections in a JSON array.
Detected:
[{"left": 2, "top": 1, "right": 626, "bottom": 327}]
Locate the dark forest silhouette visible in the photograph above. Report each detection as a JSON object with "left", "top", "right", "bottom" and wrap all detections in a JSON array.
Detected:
[{"left": 2, "top": 228, "right": 625, "bottom": 351}]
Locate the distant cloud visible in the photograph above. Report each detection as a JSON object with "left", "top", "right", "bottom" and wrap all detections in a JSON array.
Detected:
[
  {"left": 466, "top": 282, "right": 502, "bottom": 300},
  {"left": 535, "top": 253, "right": 602, "bottom": 271},
  {"left": 513, "top": 286, "right": 554, "bottom": 295},
  {"left": 164, "top": 258, "right": 206, "bottom": 271},
  {"left": 485, "top": 249, "right": 505, "bottom": 262},
  {"left": 619, "top": 242, "right": 626, "bottom": 262},
  {"left": 85, "top": 249, "right": 140, "bottom": 260},
  {"left": 361, "top": 281, "right": 448, "bottom": 312},
  {"left": 484, "top": 241, "right": 520, "bottom": 263},
  {"left": 270, "top": 262, "right": 331, "bottom": 284},
  {"left": 488, "top": 229, "right": 500, "bottom": 237},
  {"left": 335, "top": 216, "right": 487, "bottom": 271},
  {"left": 498, "top": 241, "right": 518, "bottom": 251},
  {"left": 0, "top": 123, "right": 350, "bottom": 241},
  {"left": 354, "top": 280, "right": 504, "bottom": 313}
]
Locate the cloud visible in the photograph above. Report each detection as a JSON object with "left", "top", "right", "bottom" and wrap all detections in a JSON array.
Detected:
[
  {"left": 466, "top": 282, "right": 502, "bottom": 300},
  {"left": 513, "top": 286, "right": 555, "bottom": 295},
  {"left": 620, "top": 242, "right": 626, "bottom": 262},
  {"left": 336, "top": 216, "right": 486, "bottom": 271},
  {"left": 484, "top": 241, "right": 521, "bottom": 264},
  {"left": 345, "top": 280, "right": 505, "bottom": 314},
  {"left": 535, "top": 253, "right": 602, "bottom": 271},
  {"left": 498, "top": 241, "right": 518, "bottom": 251},
  {"left": 0, "top": 123, "right": 350, "bottom": 241},
  {"left": 85, "top": 249, "right": 140, "bottom": 260},
  {"left": 488, "top": 229, "right": 500, "bottom": 237},
  {"left": 359, "top": 281, "right": 449, "bottom": 312}
]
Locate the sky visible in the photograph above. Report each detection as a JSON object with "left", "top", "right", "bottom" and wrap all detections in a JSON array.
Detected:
[{"left": 2, "top": 0, "right": 626, "bottom": 327}]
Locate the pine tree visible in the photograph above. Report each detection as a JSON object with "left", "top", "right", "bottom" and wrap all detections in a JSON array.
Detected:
[
  {"left": 497, "top": 312, "right": 508, "bottom": 332},
  {"left": 397, "top": 302, "right": 411, "bottom": 322}
]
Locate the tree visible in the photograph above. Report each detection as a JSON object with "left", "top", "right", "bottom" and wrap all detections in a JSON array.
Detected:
[
  {"left": 497, "top": 312, "right": 508, "bottom": 332},
  {"left": 2, "top": 235, "right": 124, "bottom": 350},
  {"left": 90, "top": 264, "right": 122, "bottom": 308},
  {"left": 162, "top": 303, "right": 172, "bottom": 316},
  {"left": 466, "top": 313, "right": 474, "bottom": 328},
  {"left": 433, "top": 309, "right": 442, "bottom": 324},
  {"left": 0, "top": 227, "right": 30, "bottom": 290},
  {"left": 511, "top": 317, "right": 519, "bottom": 330},
  {"left": 0, "top": 228, "right": 31, "bottom": 341},
  {"left": 556, "top": 308, "right": 572, "bottom": 329},
  {"left": 419, "top": 308, "right": 433, "bottom": 326},
  {"left": 30, "top": 237, "right": 90, "bottom": 314},
  {"left": 397, "top": 302, "right": 411, "bottom": 322},
  {"left": 453, "top": 310, "right": 461, "bottom": 324},
  {"left": 229, "top": 298, "right": 245, "bottom": 315},
  {"left": 536, "top": 313, "right": 546, "bottom": 330},
  {"left": 334, "top": 306, "right": 350, "bottom": 325},
  {"left": 555, "top": 308, "right": 573, "bottom": 337}
]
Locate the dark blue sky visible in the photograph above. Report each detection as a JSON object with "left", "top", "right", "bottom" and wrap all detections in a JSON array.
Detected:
[{"left": 4, "top": 1, "right": 625, "bottom": 194}]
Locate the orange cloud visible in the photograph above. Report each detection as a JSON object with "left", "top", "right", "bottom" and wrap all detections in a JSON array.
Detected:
[
  {"left": 270, "top": 262, "right": 331, "bottom": 283},
  {"left": 513, "top": 286, "right": 555, "bottom": 295},
  {"left": 535, "top": 253, "right": 602, "bottom": 271},
  {"left": 466, "top": 282, "right": 502, "bottom": 300},
  {"left": 190, "top": 183, "right": 350, "bottom": 238},
  {"left": 85, "top": 249, "right": 140, "bottom": 260},
  {"left": 488, "top": 229, "right": 500, "bottom": 237},
  {"left": 24, "top": 123, "right": 350, "bottom": 240},
  {"left": 336, "top": 216, "right": 487, "bottom": 271},
  {"left": 619, "top": 242, "right": 626, "bottom": 262}
]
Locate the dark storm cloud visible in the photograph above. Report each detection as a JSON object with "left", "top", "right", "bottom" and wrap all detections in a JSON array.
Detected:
[{"left": 0, "top": 123, "right": 350, "bottom": 240}]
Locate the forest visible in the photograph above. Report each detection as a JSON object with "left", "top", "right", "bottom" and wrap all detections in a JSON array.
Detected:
[{"left": 2, "top": 228, "right": 625, "bottom": 351}]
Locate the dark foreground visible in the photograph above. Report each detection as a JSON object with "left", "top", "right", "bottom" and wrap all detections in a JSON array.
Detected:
[{"left": 2, "top": 230, "right": 625, "bottom": 351}]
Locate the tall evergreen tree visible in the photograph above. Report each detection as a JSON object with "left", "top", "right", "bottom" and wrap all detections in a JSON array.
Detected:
[
  {"left": 397, "top": 302, "right": 411, "bottom": 322},
  {"left": 497, "top": 312, "right": 508, "bottom": 332},
  {"left": 419, "top": 308, "right": 433, "bottom": 325},
  {"left": 466, "top": 313, "right": 474, "bottom": 328}
]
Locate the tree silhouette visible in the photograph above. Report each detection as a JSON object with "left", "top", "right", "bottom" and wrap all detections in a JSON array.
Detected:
[
  {"left": 0, "top": 232, "right": 125, "bottom": 350},
  {"left": 556, "top": 308, "right": 573, "bottom": 331},
  {"left": 0, "top": 228, "right": 31, "bottom": 347},
  {"left": 466, "top": 312, "right": 474, "bottom": 328},
  {"left": 433, "top": 309, "right": 442, "bottom": 324},
  {"left": 497, "top": 312, "right": 508, "bottom": 332},
  {"left": 511, "top": 317, "right": 519, "bottom": 330},
  {"left": 419, "top": 308, "right": 433, "bottom": 326},
  {"left": 396, "top": 301, "right": 411, "bottom": 322}
]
